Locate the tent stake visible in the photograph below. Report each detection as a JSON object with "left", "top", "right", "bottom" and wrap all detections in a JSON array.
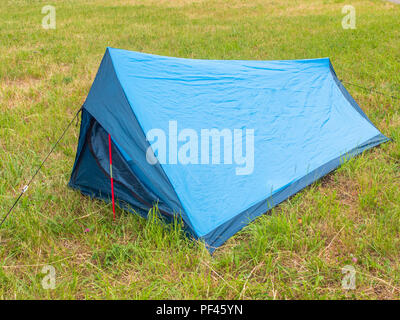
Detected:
[{"left": 1, "top": 107, "right": 82, "bottom": 228}]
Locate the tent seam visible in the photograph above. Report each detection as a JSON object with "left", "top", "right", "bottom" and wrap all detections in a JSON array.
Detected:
[{"left": 202, "top": 132, "right": 389, "bottom": 253}]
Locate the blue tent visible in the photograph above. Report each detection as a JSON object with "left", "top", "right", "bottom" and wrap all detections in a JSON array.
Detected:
[{"left": 69, "top": 47, "right": 388, "bottom": 253}]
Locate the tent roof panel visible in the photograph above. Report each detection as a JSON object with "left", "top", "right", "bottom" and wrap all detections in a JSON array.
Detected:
[{"left": 106, "top": 48, "right": 384, "bottom": 237}]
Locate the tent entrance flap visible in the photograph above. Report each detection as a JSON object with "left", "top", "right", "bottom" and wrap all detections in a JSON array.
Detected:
[{"left": 69, "top": 114, "right": 174, "bottom": 218}]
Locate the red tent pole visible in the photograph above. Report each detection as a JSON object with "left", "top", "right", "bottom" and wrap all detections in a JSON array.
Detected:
[{"left": 108, "top": 134, "right": 116, "bottom": 221}]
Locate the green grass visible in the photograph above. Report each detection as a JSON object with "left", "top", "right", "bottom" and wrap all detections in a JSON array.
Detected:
[{"left": 0, "top": 0, "right": 399, "bottom": 299}]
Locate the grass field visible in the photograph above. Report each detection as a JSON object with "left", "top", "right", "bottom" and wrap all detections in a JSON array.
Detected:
[{"left": 0, "top": 0, "right": 399, "bottom": 300}]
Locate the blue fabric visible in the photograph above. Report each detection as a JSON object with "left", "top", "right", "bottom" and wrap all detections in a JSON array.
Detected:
[
  {"left": 71, "top": 47, "right": 389, "bottom": 252},
  {"left": 69, "top": 112, "right": 174, "bottom": 217},
  {"left": 202, "top": 133, "right": 388, "bottom": 252},
  {"left": 79, "top": 50, "right": 193, "bottom": 230}
]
